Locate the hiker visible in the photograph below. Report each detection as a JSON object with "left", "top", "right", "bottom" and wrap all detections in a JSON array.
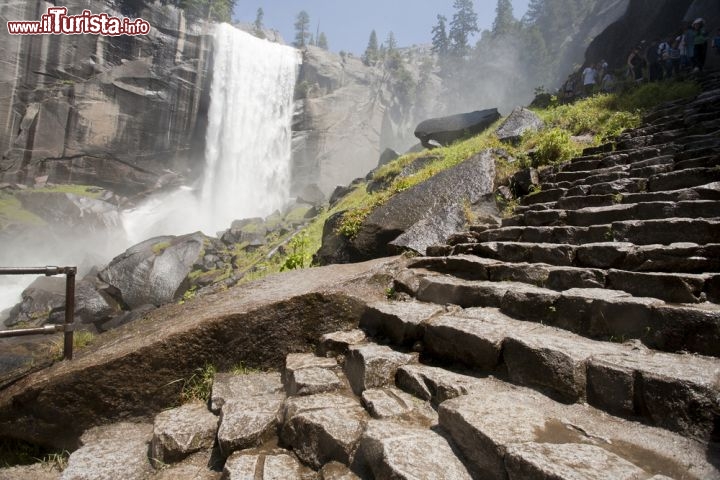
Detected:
[
  {"left": 658, "top": 37, "right": 672, "bottom": 78},
  {"left": 582, "top": 63, "right": 598, "bottom": 96},
  {"left": 668, "top": 36, "right": 682, "bottom": 77},
  {"left": 627, "top": 47, "right": 646, "bottom": 83},
  {"left": 681, "top": 22, "right": 695, "bottom": 70},
  {"left": 647, "top": 39, "right": 663, "bottom": 81},
  {"left": 692, "top": 18, "right": 709, "bottom": 72},
  {"left": 601, "top": 71, "right": 615, "bottom": 93}
]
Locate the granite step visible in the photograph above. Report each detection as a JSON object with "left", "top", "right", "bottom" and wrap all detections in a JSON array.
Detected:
[
  {"left": 437, "top": 375, "right": 718, "bottom": 479},
  {"left": 512, "top": 201, "right": 720, "bottom": 228},
  {"left": 476, "top": 218, "right": 720, "bottom": 246},
  {"left": 451, "top": 241, "right": 720, "bottom": 274},
  {"left": 512, "top": 181, "right": 720, "bottom": 215},
  {"left": 413, "top": 275, "right": 720, "bottom": 356},
  {"left": 408, "top": 255, "right": 719, "bottom": 304},
  {"left": 648, "top": 167, "right": 720, "bottom": 191}
]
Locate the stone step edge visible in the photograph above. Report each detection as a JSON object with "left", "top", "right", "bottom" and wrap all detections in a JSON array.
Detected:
[
  {"left": 402, "top": 273, "right": 720, "bottom": 357},
  {"left": 406, "top": 255, "right": 720, "bottom": 304}
]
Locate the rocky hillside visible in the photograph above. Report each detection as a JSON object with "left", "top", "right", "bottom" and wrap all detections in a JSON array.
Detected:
[{"left": 1, "top": 72, "right": 718, "bottom": 479}]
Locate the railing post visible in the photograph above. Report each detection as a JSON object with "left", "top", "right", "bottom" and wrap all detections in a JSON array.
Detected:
[{"left": 63, "top": 267, "right": 76, "bottom": 360}]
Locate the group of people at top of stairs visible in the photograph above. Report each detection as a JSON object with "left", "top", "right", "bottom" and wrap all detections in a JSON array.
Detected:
[
  {"left": 560, "top": 18, "right": 720, "bottom": 104},
  {"left": 626, "top": 18, "right": 716, "bottom": 83}
]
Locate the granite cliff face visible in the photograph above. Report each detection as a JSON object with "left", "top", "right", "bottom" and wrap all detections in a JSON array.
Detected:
[
  {"left": 291, "top": 46, "right": 442, "bottom": 196},
  {"left": 0, "top": 0, "right": 213, "bottom": 196}
]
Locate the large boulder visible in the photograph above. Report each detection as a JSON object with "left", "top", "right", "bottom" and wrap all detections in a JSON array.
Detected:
[
  {"left": 3, "top": 277, "right": 65, "bottom": 328},
  {"left": 414, "top": 109, "right": 501, "bottom": 149},
  {"left": 98, "top": 232, "right": 208, "bottom": 309},
  {"left": 317, "top": 150, "right": 498, "bottom": 263},
  {"left": 496, "top": 107, "right": 544, "bottom": 145}
]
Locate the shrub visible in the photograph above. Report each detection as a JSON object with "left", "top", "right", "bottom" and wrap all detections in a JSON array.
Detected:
[
  {"left": 532, "top": 128, "right": 580, "bottom": 167},
  {"left": 280, "top": 232, "right": 310, "bottom": 270}
]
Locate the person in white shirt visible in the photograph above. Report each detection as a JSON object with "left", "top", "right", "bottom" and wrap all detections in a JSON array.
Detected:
[{"left": 582, "top": 64, "right": 598, "bottom": 96}]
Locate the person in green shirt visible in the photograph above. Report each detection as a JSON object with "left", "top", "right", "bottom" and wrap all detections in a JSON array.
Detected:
[{"left": 692, "top": 18, "right": 708, "bottom": 72}]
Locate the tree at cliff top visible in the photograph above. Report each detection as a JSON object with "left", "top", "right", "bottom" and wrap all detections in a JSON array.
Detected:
[
  {"left": 429, "top": 0, "right": 605, "bottom": 113},
  {"left": 431, "top": 15, "right": 450, "bottom": 57},
  {"left": 363, "top": 30, "right": 379, "bottom": 66},
  {"left": 448, "top": 0, "right": 479, "bottom": 58},
  {"left": 317, "top": 32, "right": 329, "bottom": 50},
  {"left": 253, "top": 7, "right": 265, "bottom": 39},
  {"left": 294, "top": 10, "right": 311, "bottom": 48},
  {"left": 181, "top": 0, "right": 235, "bottom": 22},
  {"left": 492, "top": 0, "right": 518, "bottom": 37}
]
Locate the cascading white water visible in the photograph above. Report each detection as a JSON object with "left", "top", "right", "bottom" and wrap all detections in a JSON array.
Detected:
[
  {"left": 122, "top": 23, "right": 300, "bottom": 241},
  {"left": 200, "top": 23, "right": 300, "bottom": 231}
]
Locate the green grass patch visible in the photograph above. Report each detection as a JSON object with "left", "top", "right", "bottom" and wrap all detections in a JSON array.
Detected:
[
  {"left": 151, "top": 241, "right": 171, "bottom": 255},
  {"left": 0, "top": 192, "right": 45, "bottom": 228},
  {"left": 35, "top": 184, "right": 103, "bottom": 199},
  {"left": 179, "top": 364, "right": 216, "bottom": 404}
]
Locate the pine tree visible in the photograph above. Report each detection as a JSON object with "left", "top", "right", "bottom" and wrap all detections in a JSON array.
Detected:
[
  {"left": 449, "top": 0, "right": 479, "bottom": 57},
  {"left": 492, "top": 0, "right": 516, "bottom": 36},
  {"left": 317, "top": 32, "right": 328, "bottom": 50},
  {"left": 253, "top": 7, "right": 265, "bottom": 39},
  {"left": 386, "top": 31, "right": 398, "bottom": 53},
  {"left": 293, "top": 10, "right": 310, "bottom": 48},
  {"left": 362, "top": 30, "right": 379, "bottom": 66},
  {"left": 431, "top": 14, "right": 449, "bottom": 56}
]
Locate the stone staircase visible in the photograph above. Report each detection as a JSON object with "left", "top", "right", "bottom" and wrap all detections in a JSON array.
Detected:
[{"left": 6, "top": 76, "right": 720, "bottom": 480}]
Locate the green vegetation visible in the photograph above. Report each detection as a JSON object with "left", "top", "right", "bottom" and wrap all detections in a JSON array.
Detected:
[
  {"left": 151, "top": 241, "right": 171, "bottom": 255},
  {"left": 230, "top": 362, "right": 261, "bottom": 375},
  {"left": 179, "top": 364, "right": 216, "bottom": 404},
  {"left": 280, "top": 232, "right": 311, "bottom": 271},
  {"left": 44, "top": 330, "right": 95, "bottom": 362},
  {"left": 34, "top": 184, "right": 102, "bottom": 198},
  {"left": 0, "top": 438, "right": 69, "bottom": 470}
]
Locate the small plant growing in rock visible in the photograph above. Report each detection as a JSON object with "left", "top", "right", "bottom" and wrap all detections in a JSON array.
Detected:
[
  {"left": 180, "top": 364, "right": 216, "bottom": 404},
  {"left": 281, "top": 232, "right": 310, "bottom": 271},
  {"left": 230, "top": 362, "right": 260, "bottom": 375},
  {"left": 151, "top": 241, "right": 171, "bottom": 255}
]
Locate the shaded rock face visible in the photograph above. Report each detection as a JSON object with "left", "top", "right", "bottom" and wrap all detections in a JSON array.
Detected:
[
  {"left": 414, "top": 109, "right": 501, "bottom": 149},
  {"left": 585, "top": 0, "right": 696, "bottom": 69},
  {"left": 0, "top": 0, "right": 212, "bottom": 196}
]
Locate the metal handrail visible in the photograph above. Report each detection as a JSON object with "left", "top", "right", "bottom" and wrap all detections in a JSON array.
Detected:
[{"left": 0, "top": 266, "right": 76, "bottom": 360}]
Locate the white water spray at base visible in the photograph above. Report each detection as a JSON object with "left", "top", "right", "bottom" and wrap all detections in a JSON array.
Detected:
[{"left": 123, "top": 23, "right": 300, "bottom": 242}]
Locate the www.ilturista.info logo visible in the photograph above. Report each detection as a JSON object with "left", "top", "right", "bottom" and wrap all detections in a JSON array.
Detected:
[{"left": 7, "top": 7, "right": 151, "bottom": 35}]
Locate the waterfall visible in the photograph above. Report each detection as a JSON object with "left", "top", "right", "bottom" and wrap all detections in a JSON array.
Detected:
[
  {"left": 122, "top": 23, "right": 300, "bottom": 240},
  {"left": 201, "top": 23, "right": 300, "bottom": 231}
]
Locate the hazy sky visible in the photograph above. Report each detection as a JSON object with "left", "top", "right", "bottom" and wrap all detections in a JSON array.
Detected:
[{"left": 233, "top": 1, "right": 531, "bottom": 55}]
